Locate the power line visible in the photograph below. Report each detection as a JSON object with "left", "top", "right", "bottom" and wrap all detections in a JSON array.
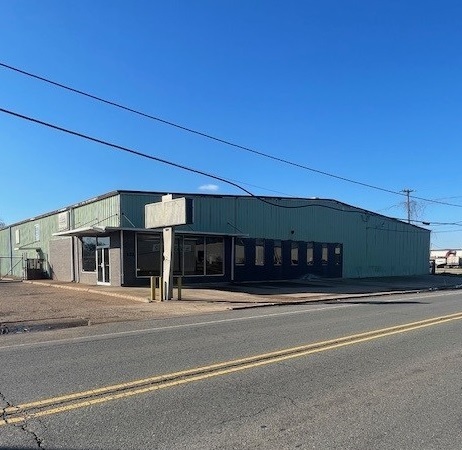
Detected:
[
  {"left": 376, "top": 203, "right": 402, "bottom": 212},
  {"left": 0, "top": 106, "right": 382, "bottom": 214},
  {"left": 431, "top": 229, "right": 462, "bottom": 234},
  {"left": 379, "top": 192, "right": 462, "bottom": 225},
  {"left": 0, "top": 107, "right": 251, "bottom": 197},
  {"left": 4, "top": 61, "right": 462, "bottom": 209},
  {"left": 0, "top": 62, "right": 402, "bottom": 195},
  {"left": 422, "top": 220, "right": 462, "bottom": 226},
  {"left": 432, "top": 195, "right": 462, "bottom": 201},
  {"left": 2, "top": 106, "right": 458, "bottom": 231}
]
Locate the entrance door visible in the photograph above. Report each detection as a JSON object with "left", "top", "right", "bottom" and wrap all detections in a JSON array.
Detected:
[{"left": 97, "top": 246, "right": 110, "bottom": 284}]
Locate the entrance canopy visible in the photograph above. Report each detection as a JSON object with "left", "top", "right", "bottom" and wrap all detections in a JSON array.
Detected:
[
  {"left": 53, "top": 226, "right": 248, "bottom": 238},
  {"left": 52, "top": 226, "right": 121, "bottom": 237}
]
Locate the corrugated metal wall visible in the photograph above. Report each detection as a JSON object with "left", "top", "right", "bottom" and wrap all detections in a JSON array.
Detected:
[
  {"left": 0, "top": 227, "right": 16, "bottom": 277},
  {"left": 0, "top": 216, "right": 56, "bottom": 278},
  {"left": 0, "top": 194, "right": 121, "bottom": 278},
  {"left": 173, "top": 196, "right": 430, "bottom": 278},
  {"left": 0, "top": 192, "right": 430, "bottom": 279},
  {"left": 72, "top": 195, "right": 121, "bottom": 229},
  {"left": 120, "top": 192, "right": 163, "bottom": 228}
]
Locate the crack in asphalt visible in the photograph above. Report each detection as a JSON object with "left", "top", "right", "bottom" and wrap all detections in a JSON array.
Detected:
[
  {"left": 217, "top": 403, "right": 276, "bottom": 428},
  {"left": 0, "top": 390, "right": 13, "bottom": 423},
  {"left": 19, "top": 421, "right": 45, "bottom": 448},
  {"left": 212, "top": 382, "right": 300, "bottom": 429},
  {"left": 232, "top": 379, "right": 301, "bottom": 409},
  {"left": 0, "top": 391, "right": 44, "bottom": 448}
]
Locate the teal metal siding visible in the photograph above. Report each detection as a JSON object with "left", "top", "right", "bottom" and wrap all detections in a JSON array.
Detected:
[
  {"left": 0, "top": 191, "right": 431, "bottom": 280},
  {"left": 176, "top": 196, "right": 430, "bottom": 278},
  {"left": 0, "top": 227, "right": 15, "bottom": 277},
  {"left": 120, "top": 192, "right": 163, "bottom": 228},
  {"left": 72, "top": 195, "right": 121, "bottom": 229},
  {"left": 0, "top": 217, "right": 55, "bottom": 278},
  {"left": 0, "top": 194, "right": 121, "bottom": 278}
]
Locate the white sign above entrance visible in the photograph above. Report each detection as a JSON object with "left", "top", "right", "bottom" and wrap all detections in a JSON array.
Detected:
[{"left": 145, "top": 196, "right": 193, "bottom": 229}]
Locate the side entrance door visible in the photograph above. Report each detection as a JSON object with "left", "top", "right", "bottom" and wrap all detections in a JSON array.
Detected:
[{"left": 96, "top": 237, "right": 110, "bottom": 285}]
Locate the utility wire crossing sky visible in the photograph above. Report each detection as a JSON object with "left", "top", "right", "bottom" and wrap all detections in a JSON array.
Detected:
[
  {"left": 2, "top": 61, "right": 462, "bottom": 212},
  {"left": 1, "top": 1, "right": 461, "bottom": 249}
]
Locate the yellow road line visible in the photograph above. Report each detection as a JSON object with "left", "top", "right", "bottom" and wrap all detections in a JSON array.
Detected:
[{"left": 2, "top": 311, "right": 462, "bottom": 426}]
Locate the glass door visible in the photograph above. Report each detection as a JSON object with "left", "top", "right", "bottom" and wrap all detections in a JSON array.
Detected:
[{"left": 96, "top": 244, "right": 110, "bottom": 284}]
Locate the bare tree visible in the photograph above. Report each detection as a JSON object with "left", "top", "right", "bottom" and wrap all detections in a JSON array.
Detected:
[
  {"left": 401, "top": 189, "right": 426, "bottom": 223},
  {"left": 401, "top": 199, "right": 426, "bottom": 223}
]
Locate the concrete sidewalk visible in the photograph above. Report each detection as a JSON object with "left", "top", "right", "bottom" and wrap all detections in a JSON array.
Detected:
[
  {"left": 25, "top": 274, "right": 462, "bottom": 302},
  {"left": 1, "top": 274, "right": 462, "bottom": 334}
]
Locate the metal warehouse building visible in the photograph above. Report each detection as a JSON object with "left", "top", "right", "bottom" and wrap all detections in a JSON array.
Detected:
[{"left": 0, "top": 190, "right": 430, "bottom": 286}]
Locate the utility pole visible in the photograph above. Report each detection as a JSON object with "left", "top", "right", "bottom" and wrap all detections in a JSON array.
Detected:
[{"left": 401, "top": 189, "right": 414, "bottom": 223}]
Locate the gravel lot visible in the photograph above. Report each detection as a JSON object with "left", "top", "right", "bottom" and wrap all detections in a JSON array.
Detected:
[{"left": 0, "top": 280, "right": 231, "bottom": 327}]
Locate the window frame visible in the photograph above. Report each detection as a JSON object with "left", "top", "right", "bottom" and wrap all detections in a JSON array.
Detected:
[
  {"left": 334, "top": 244, "right": 342, "bottom": 266},
  {"left": 234, "top": 238, "right": 246, "bottom": 266},
  {"left": 273, "top": 240, "right": 282, "bottom": 266},
  {"left": 205, "top": 236, "right": 224, "bottom": 275},
  {"left": 81, "top": 236, "right": 97, "bottom": 273},
  {"left": 290, "top": 241, "right": 299, "bottom": 266},
  {"left": 255, "top": 239, "right": 265, "bottom": 266},
  {"left": 136, "top": 233, "right": 162, "bottom": 278},
  {"left": 321, "top": 244, "right": 329, "bottom": 265},
  {"left": 306, "top": 242, "right": 314, "bottom": 265}
]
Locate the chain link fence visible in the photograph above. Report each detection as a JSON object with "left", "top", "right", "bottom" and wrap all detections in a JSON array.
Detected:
[{"left": 0, "top": 256, "right": 25, "bottom": 280}]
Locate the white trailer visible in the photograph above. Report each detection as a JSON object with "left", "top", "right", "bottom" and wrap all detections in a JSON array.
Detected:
[{"left": 430, "top": 249, "right": 462, "bottom": 268}]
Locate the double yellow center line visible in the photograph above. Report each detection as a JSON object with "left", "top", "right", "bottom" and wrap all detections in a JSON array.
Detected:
[{"left": 3, "top": 311, "right": 462, "bottom": 426}]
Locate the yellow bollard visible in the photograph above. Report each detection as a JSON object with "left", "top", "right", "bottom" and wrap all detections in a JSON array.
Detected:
[{"left": 150, "top": 276, "right": 162, "bottom": 302}]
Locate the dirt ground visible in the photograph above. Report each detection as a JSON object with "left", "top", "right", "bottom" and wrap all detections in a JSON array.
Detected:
[
  {"left": 2, "top": 274, "right": 462, "bottom": 333},
  {"left": 0, "top": 280, "right": 232, "bottom": 328}
]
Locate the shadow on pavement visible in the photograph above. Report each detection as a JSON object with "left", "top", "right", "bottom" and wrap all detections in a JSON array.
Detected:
[
  {"left": 326, "top": 300, "right": 428, "bottom": 305},
  {"left": 200, "top": 274, "right": 462, "bottom": 296}
]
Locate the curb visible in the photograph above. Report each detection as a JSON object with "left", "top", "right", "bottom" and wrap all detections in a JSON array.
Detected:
[
  {"left": 23, "top": 280, "right": 462, "bottom": 308},
  {"left": 13, "top": 281, "right": 462, "bottom": 332},
  {"left": 230, "top": 285, "right": 462, "bottom": 309},
  {"left": 23, "top": 280, "right": 150, "bottom": 303},
  {"left": 0, "top": 318, "right": 90, "bottom": 335}
]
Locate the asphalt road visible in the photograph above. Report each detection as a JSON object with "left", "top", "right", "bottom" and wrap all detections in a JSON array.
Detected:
[{"left": 1, "top": 289, "right": 462, "bottom": 449}]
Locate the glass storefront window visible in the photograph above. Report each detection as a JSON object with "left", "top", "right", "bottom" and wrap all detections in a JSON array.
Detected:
[
  {"left": 137, "top": 234, "right": 161, "bottom": 276},
  {"left": 184, "top": 237, "right": 204, "bottom": 275},
  {"left": 82, "top": 237, "right": 96, "bottom": 272},
  {"left": 173, "top": 236, "right": 183, "bottom": 275},
  {"left": 97, "top": 236, "right": 110, "bottom": 248},
  {"left": 206, "top": 237, "right": 224, "bottom": 275},
  {"left": 136, "top": 234, "right": 224, "bottom": 277}
]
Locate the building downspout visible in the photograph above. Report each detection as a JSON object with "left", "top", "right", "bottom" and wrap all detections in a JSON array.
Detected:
[
  {"left": 9, "top": 226, "right": 13, "bottom": 277},
  {"left": 69, "top": 207, "right": 77, "bottom": 282},
  {"left": 70, "top": 236, "right": 75, "bottom": 282},
  {"left": 120, "top": 229, "right": 124, "bottom": 286},
  {"left": 231, "top": 236, "right": 235, "bottom": 282}
]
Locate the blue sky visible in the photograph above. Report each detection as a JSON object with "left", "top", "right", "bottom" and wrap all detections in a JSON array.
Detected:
[{"left": 1, "top": 1, "right": 461, "bottom": 249}]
